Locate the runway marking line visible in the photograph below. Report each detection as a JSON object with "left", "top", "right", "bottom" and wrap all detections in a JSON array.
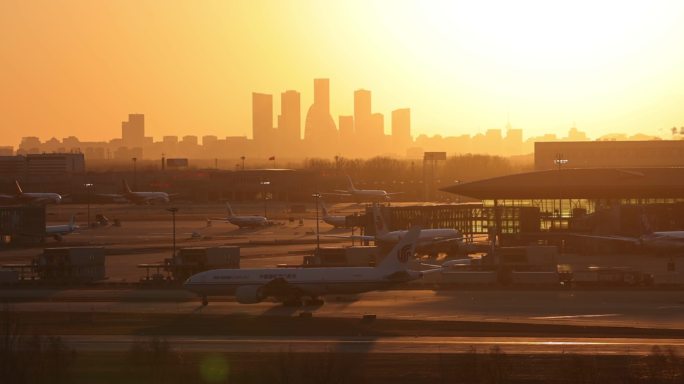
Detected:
[{"left": 530, "top": 314, "right": 621, "bottom": 320}]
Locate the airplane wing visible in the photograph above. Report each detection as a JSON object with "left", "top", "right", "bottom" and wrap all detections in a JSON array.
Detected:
[
  {"left": 260, "top": 277, "right": 311, "bottom": 299},
  {"left": 324, "top": 234, "right": 375, "bottom": 241},
  {"left": 386, "top": 192, "right": 405, "bottom": 195},
  {"left": 569, "top": 233, "right": 641, "bottom": 245},
  {"left": 321, "top": 192, "right": 352, "bottom": 197},
  {"left": 98, "top": 193, "right": 123, "bottom": 198},
  {"left": 0, "top": 195, "right": 17, "bottom": 203}
]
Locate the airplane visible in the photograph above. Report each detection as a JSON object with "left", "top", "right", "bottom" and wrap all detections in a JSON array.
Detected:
[
  {"left": 184, "top": 226, "right": 442, "bottom": 306},
  {"left": 212, "top": 203, "right": 268, "bottom": 228},
  {"left": 0, "top": 180, "right": 62, "bottom": 204},
  {"left": 331, "top": 204, "right": 471, "bottom": 256},
  {"left": 324, "top": 176, "right": 403, "bottom": 202},
  {"left": 100, "top": 180, "right": 173, "bottom": 204},
  {"left": 575, "top": 214, "right": 684, "bottom": 254},
  {"left": 320, "top": 202, "right": 348, "bottom": 228},
  {"left": 45, "top": 215, "right": 79, "bottom": 241}
]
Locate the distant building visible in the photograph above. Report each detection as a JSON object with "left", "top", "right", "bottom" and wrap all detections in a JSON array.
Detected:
[
  {"left": 121, "top": 114, "right": 145, "bottom": 149},
  {"left": 339, "top": 115, "right": 354, "bottom": 141},
  {"left": 278, "top": 90, "right": 301, "bottom": 146},
  {"left": 391, "top": 108, "right": 411, "bottom": 148},
  {"left": 535, "top": 140, "right": 684, "bottom": 170},
  {"left": 0, "top": 147, "right": 13, "bottom": 156},
  {"left": 304, "top": 79, "right": 337, "bottom": 148},
  {"left": 0, "top": 153, "right": 86, "bottom": 194},
  {"left": 252, "top": 92, "right": 274, "bottom": 145},
  {"left": 370, "top": 113, "right": 383, "bottom": 137},
  {"left": 354, "top": 89, "right": 372, "bottom": 138},
  {"left": 26, "top": 153, "right": 85, "bottom": 175}
]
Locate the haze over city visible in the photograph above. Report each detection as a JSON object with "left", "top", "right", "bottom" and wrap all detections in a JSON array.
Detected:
[{"left": 3, "top": 0, "right": 684, "bottom": 148}]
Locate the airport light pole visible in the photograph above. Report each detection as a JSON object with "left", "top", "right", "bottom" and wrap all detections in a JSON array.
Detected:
[
  {"left": 84, "top": 183, "right": 93, "bottom": 228},
  {"left": 312, "top": 193, "right": 321, "bottom": 253},
  {"left": 260, "top": 180, "right": 270, "bottom": 217},
  {"left": 132, "top": 157, "right": 138, "bottom": 190},
  {"left": 167, "top": 207, "right": 178, "bottom": 258}
]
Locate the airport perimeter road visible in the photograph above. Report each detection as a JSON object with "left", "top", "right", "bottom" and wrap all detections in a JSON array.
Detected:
[
  {"left": 57, "top": 335, "right": 684, "bottom": 355},
  {"left": 5, "top": 289, "right": 684, "bottom": 329}
]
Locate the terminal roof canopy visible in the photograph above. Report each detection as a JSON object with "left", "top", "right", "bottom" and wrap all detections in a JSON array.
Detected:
[{"left": 441, "top": 168, "right": 684, "bottom": 200}]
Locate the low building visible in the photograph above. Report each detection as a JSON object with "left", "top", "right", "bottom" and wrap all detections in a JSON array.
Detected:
[
  {"left": 0, "top": 206, "right": 45, "bottom": 245},
  {"left": 535, "top": 140, "right": 684, "bottom": 170},
  {"left": 35, "top": 247, "right": 106, "bottom": 282}
]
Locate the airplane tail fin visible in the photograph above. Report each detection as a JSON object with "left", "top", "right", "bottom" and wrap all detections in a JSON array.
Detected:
[
  {"left": 372, "top": 203, "right": 389, "bottom": 237},
  {"left": 320, "top": 201, "right": 329, "bottom": 217},
  {"left": 69, "top": 215, "right": 78, "bottom": 230},
  {"left": 14, "top": 180, "right": 23, "bottom": 195},
  {"left": 346, "top": 175, "right": 357, "bottom": 191},
  {"left": 377, "top": 226, "right": 420, "bottom": 272},
  {"left": 640, "top": 213, "right": 654, "bottom": 235},
  {"left": 226, "top": 203, "right": 235, "bottom": 217},
  {"left": 122, "top": 180, "right": 133, "bottom": 194}
]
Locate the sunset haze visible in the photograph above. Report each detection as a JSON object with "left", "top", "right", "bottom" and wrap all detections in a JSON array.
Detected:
[{"left": 2, "top": 0, "right": 684, "bottom": 147}]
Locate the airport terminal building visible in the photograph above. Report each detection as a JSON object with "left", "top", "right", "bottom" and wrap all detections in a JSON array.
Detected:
[{"left": 436, "top": 167, "right": 684, "bottom": 246}]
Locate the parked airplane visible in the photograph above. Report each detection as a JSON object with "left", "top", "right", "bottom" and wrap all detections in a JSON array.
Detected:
[
  {"left": 320, "top": 202, "right": 348, "bottom": 228},
  {"left": 100, "top": 180, "right": 172, "bottom": 204},
  {"left": 185, "top": 226, "right": 438, "bottom": 306},
  {"left": 577, "top": 214, "right": 684, "bottom": 253},
  {"left": 0, "top": 180, "right": 62, "bottom": 204},
  {"left": 324, "top": 176, "right": 403, "bottom": 202},
  {"left": 332, "top": 204, "right": 471, "bottom": 256},
  {"left": 45, "top": 215, "right": 79, "bottom": 241},
  {"left": 213, "top": 203, "right": 268, "bottom": 228}
]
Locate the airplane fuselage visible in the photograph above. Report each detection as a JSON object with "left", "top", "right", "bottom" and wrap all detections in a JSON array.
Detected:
[
  {"left": 377, "top": 229, "right": 460, "bottom": 244},
  {"left": 125, "top": 191, "right": 170, "bottom": 204},
  {"left": 227, "top": 216, "right": 268, "bottom": 228},
  {"left": 20, "top": 192, "right": 62, "bottom": 204},
  {"left": 642, "top": 232, "right": 684, "bottom": 251},
  {"left": 184, "top": 266, "right": 421, "bottom": 298},
  {"left": 323, "top": 215, "right": 347, "bottom": 228}
]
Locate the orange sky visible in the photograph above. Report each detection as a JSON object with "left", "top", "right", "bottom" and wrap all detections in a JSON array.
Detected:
[{"left": 2, "top": 0, "right": 684, "bottom": 147}]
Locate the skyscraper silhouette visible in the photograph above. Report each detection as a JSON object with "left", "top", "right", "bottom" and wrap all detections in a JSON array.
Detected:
[
  {"left": 252, "top": 92, "right": 274, "bottom": 146},
  {"left": 339, "top": 115, "right": 354, "bottom": 141},
  {"left": 304, "top": 79, "right": 338, "bottom": 151},
  {"left": 354, "top": 89, "right": 371, "bottom": 139},
  {"left": 121, "top": 114, "right": 144, "bottom": 148},
  {"left": 278, "top": 90, "right": 301, "bottom": 147},
  {"left": 392, "top": 108, "right": 411, "bottom": 148}
]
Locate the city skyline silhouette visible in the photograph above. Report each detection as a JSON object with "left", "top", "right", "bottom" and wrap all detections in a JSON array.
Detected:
[{"left": 3, "top": 2, "right": 684, "bottom": 148}]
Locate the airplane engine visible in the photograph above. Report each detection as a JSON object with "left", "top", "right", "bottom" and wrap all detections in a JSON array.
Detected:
[{"left": 235, "top": 285, "right": 265, "bottom": 304}]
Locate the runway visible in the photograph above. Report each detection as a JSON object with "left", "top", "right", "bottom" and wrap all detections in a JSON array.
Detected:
[
  {"left": 58, "top": 335, "right": 684, "bottom": 355},
  {"left": 4, "top": 289, "right": 684, "bottom": 329}
]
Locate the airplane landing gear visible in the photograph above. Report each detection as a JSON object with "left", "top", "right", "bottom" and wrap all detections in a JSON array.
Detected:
[{"left": 201, "top": 295, "right": 208, "bottom": 306}]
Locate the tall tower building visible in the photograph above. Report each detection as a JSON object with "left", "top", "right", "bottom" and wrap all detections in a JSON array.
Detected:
[
  {"left": 371, "top": 113, "right": 384, "bottom": 138},
  {"left": 339, "top": 115, "right": 354, "bottom": 141},
  {"left": 304, "top": 79, "right": 338, "bottom": 147},
  {"left": 314, "top": 78, "right": 330, "bottom": 112},
  {"left": 121, "top": 114, "right": 144, "bottom": 148},
  {"left": 354, "top": 89, "right": 371, "bottom": 139},
  {"left": 391, "top": 108, "right": 411, "bottom": 148},
  {"left": 279, "top": 90, "right": 301, "bottom": 144},
  {"left": 252, "top": 93, "right": 273, "bottom": 144}
]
